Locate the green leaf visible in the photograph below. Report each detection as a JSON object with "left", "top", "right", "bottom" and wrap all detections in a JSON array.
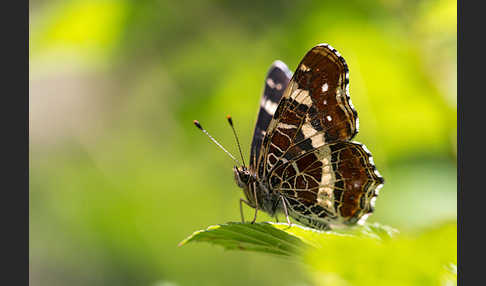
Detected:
[
  {"left": 178, "top": 221, "right": 397, "bottom": 256},
  {"left": 180, "top": 221, "right": 456, "bottom": 286},
  {"left": 178, "top": 222, "right": 308, "bottom": 257}
]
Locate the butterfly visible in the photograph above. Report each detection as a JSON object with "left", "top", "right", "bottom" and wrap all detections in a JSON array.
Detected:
[{"left": 196, "top": 44, "right": 384, "bottom": 230}]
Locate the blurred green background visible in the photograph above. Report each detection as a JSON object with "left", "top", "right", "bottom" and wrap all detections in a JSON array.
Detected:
[{"left": 30, "top": 0, "right": 456, "bottom": 285}]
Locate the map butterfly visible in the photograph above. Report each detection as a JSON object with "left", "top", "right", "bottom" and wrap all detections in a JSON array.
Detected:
[{"left": 195, "top": 44, "right": 384, "bottom": 230}]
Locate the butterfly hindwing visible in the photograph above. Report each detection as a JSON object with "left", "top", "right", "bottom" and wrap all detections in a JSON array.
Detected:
[
  {"left": 250, "top": 60, "right": 292, "bottom": 169},
  {"left": 257, "top": 44, "right": 358, "bottom": 179},
  {"left": 268, "top": 141, "right": 384, "bottom": 226}
]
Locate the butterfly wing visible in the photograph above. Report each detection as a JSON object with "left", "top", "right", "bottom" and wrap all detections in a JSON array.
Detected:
[
  {"left": 250, "top": 60, "right": 292, "bottom": 170},
  {"left": 268, "top": 141, "right": 384, "bottom": 228},
  {"left": 256, "top": 44, "right": 358, "bottom": 179}
]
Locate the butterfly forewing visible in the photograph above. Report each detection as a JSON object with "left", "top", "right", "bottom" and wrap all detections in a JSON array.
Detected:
[
  {"left": 250, "top": 60, "right": 292, "bottom": 170},
  {"left": 256, "top": 44, "right": 358, "bottom": 179}
]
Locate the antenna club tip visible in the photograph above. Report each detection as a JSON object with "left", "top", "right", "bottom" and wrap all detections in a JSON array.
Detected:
[
  {"left": 226, "top": 115, "right": 233, "bottom": 125},
  {"left": 193, "top": 120, "right": 203, "bottom": 129}
]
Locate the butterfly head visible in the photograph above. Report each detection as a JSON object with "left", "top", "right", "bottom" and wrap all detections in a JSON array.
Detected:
[
  {"left": 233, "top": 166, "right": 258, "bottom": 207},
  {"left": 233, "top": 166, "right": 251, "bottom": 189}
]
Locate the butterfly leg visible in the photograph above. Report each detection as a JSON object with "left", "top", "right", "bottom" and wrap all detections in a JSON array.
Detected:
[
  {"left": 251, "top": 181, "right": 259, "bottom": 224},
  {"left": 239, "top": 198, "right": 251, "bottom": 223},
  {"left": 280, "top": 195, "right": 292, "bottom": 227}
]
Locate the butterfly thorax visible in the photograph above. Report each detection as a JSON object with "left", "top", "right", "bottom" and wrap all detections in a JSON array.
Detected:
[{"left": 233, "top": 166, "right": 280, "bottom": 216}]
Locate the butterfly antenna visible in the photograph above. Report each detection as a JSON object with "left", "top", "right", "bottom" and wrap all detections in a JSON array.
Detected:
[
  {"left": 193, "top": 120, "right": 241, "bottom": 165},
  {"left": 226, "top": 115, "right": 246, "bottom": 167}
]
